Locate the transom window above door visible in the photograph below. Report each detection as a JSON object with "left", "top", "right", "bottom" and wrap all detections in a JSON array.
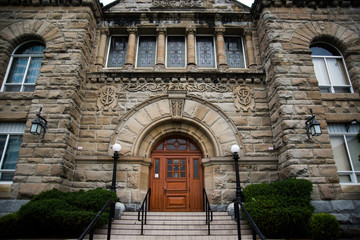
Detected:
[
  {"left": 310, "top": 42, "right": 353, "bottom": 93},
  {"left": 154, "top": 137, "right": 200, "bottom": 152}
]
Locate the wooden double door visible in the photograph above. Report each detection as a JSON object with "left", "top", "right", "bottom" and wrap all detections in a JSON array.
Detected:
[{"left": 149, "top": 137, "right": 203, "bottom": 212}]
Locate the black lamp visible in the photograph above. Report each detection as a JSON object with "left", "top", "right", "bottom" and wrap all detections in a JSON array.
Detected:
[
  {"left": 305, "top": 109, "right": 322, "bottom": 139},
  {"left": 30, "top": 107, "right": 47, "bottom": 139}
]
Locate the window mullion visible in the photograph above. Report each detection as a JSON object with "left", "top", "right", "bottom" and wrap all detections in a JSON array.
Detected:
[
  {"left": 343, "top": 135, "right": 356, "bottom": 183},
  {"left": 324, "top": 57, "right": 335, "bottom": 93},
  {"left": 0, "top": 135, "right": 10, "bottom": 170},
  {"left": 20, "top": 56, "right": 32, "bottom": 92}
]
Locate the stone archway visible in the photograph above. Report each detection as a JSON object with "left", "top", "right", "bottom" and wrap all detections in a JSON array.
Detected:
[{"left": 110, "top": 94, "right": 242, "bottom": 158}]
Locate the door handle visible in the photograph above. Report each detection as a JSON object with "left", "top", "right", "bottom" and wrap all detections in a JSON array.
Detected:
[{"left": 164, "top": 186, "right": 167, "bottom": 193}]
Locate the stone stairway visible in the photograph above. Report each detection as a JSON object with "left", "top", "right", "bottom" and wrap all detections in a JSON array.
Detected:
[{"left": 90, "top": 211, "right": 254, "bottom": 239}]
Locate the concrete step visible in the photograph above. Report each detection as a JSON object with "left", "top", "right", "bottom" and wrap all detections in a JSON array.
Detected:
[{"left": 89, "top": 211, "right": 253, "bottom": 240}]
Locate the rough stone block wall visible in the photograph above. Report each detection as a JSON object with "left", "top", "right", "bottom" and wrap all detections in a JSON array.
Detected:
[{"left": 0, "top": 1, "right": 101, "bottom": 198}]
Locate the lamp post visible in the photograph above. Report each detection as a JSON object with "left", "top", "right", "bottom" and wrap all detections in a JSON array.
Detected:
[
  {"left": 231, "top": 144, "right": 243, "bottom": 202},
  {"left": 111, "top": 143, "right": 121, "bottom": 192}
]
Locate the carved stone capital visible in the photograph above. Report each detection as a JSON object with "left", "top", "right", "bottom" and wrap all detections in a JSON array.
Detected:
[
  {"left": 214, "top": 27, "right": 226, "bottom": 35},
  {"left": 244, "top": 30, "right": 252, "bottom": 37},
  {"left": 127, "top": 27, "right": 138, "bottom": 35},
  {"left": 100, "top": 28, "right": 110, "bottom": 36},
  {"left": 156, "top": 27, "right": 167, "bottom": 34},
  {"left": 186, "top": 27, "right": 196, "bottom": 35}
]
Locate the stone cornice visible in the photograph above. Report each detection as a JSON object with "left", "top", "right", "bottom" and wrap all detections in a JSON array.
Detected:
[
  {"left": 251, "top": 0, "right": 360, "bottom": 19},
  {"left": 0, "top": 0, "right": 103, "bottom": 20},
  {"left": 87, "top": 71, "right": 266, "bottom": 85}
]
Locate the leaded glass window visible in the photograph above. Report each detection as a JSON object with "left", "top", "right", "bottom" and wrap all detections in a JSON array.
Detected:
[
  {"left": 1, "top": 41, "right": 45, "bottom": 92},
  {"left": 0, "top": 122, "right": 25, "bottom": 182},
  {"left": 225, "top": 37, "right": 245, "bottom": 68},
  {"left": 196, "top": 36, "right": 215, "bottom": 68},
  {"left": 167, "top": 36, "right": 186, "bottom": 68},
  {"left": 137, "top": 36, "right": 156, "bottom": 68},
  {"left": 311, "top": 43, "right": 353, "bottom": 93},
  {"left": 107, "top": 36, "right": 128, "bottom": 68}
]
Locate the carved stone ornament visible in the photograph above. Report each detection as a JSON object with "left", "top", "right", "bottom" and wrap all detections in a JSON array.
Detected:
[
  {"left": 170, "top": 99, "right": 185, "bottom": 119},
  {"left": 233, "top": 85, "right": 255, "bottom": 112},
  {"left": 153, "top": 0, "right": 204, "bottom": 8},
  {"left": 121, "top": 83, "right": 232, "bottom": 93},
  {"left": 97, "top": 85, "right": 118, "bottom": 111}
]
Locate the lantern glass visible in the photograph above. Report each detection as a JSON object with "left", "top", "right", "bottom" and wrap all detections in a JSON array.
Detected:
[
  {"left": 231, "top": 144, "right": 240, "bottom": 153},
  {"left": 310, "top": 123, "right": 322, "bottom": 136},
  {"left": 31, "top": 119, "right": 43, "bottom": 135}
]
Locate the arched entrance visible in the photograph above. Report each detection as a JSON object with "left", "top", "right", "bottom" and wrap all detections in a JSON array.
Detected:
[{"left": 149, "top": 136, "right": 203, "bottom": 212}]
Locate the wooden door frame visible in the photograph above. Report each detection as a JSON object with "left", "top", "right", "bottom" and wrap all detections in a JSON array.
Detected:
[{"left": 149, "top": 136, "right": 204, "bottom": 212}]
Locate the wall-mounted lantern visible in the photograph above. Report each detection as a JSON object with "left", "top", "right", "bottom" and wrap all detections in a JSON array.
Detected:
[
  {"left": 305, "top": 109, "right": 321, "bottom": 139},
  {"left": 30, "top": 107, "right": 47, "bottom": 139}
]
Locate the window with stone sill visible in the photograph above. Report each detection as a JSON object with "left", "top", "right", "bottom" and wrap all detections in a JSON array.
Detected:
[
  {"left": 106, "top": 36, "right": 128, "bottom": 68},
  {"left": 166, "top": 36, "right": 186, "bottom": 68},
  {"left": 196, "top": 36, "right": 216, "bottom": 68},
  {"left": 310, "top": 42, "right": 353, "bottom": 93},
  {"left": 225, "top": 37, "right": 246, "bottom": 68},
  {"left": 136, "top": 36, "right": 157, "bottom": 68},
  {"left": 0, "top": 122, "right": 25, "bottom": 182},
  {"left": 328, "top": 123, "right": 360, "bottom": 184},
  {"left": 1, "top": 41, "right": 45, "bottom": 92}
]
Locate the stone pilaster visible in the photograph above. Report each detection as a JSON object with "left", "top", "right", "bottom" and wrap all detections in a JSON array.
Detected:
[
  {"left": 155, "top": 27, "right": 166, "bottom": 71},
  {"left": 124, "top": 27, "right": 137, "bottom": 70},
  {"left": 245, "top": 30, "right": 256, "bottom": 69},
  {"left": 186, "top": 27, "right": 197, "bottom": 71},
  {"left": 95, "top": 28, "right": 109, "bottom": 68},
  {"left": 215, "top": 27, "right": 228, "bottom": 71}
]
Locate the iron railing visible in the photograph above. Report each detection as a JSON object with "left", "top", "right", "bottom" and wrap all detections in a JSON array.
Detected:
[
  {"left": 203, "top": 188, "right": 213, "bottom": 235},
  {"left": 138, "top": 188, "right": 151, "bottom": 235},
  {"left": 78, "top": 199, "right": 115, "bottom": 240},
  {"left": 233, "top": 198, "right": 266, "bottom": 240}
]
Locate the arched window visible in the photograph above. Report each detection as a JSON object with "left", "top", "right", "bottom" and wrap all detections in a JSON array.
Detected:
[
  {"left": 1, "top": 41, "right": 45, "bottom": 92},
  {"left": 310, "top": 42, "right": 353, "bottom": 93}
]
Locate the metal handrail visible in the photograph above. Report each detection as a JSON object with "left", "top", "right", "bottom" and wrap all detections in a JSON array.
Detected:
[
  {"left": 138, "top": 188, "right": 151, "bottom": 235},
  {"left": 203, "top": 188, "right": 213, "bottom": 235},
  {"left": 78, "top": 199, "right": 115, "bottom": 240},
  {"left": 233, "top": 198, "right": 266, "bottom": 240}
]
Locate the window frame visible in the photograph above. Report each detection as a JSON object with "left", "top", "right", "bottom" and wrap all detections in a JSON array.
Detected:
[
  {"left": 165, "top": 35, "right": 187, "bottom": 69},
  {"left": 311, "top": 42, "right": 353, "bottom": 94},
  {"left": 0, "top": 122, "right": 25, "bottom": 184},
  {"left": 135, "top": 35, "right": 157, "bottom": 68},
  {"left": 105, "top": 35, "right": 129, "bottom": 69},
  {"left": 328, "top": 123, "right": 360, "bottom": 185},
  {"left": 195, "top": 35, "right": 217, "bottom": 69},
  {"left": 1, "top": 40, "right": 45, "bottom": 93},
  {"left": 224, "top": 35, "right": 246, "bottom": 69}
]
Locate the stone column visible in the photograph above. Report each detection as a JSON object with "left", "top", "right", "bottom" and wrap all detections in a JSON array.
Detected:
[
  {"left": 245, "top": 31, "right": 256, "bottom": 69},
  {"left": 215, "top": 27, "right": 228, "bottom": 71},
  {"left": 124, "top": 27, "right": 138, "bottom": 69},
  {"left": 186, "top": 27, "right": 197, "bottom": 71},
  {"left": 96, "top": 28, "right": 109, "bottom": 67},
  {"left": 155, "top": 27, "right": 166, "bottom": 71}
]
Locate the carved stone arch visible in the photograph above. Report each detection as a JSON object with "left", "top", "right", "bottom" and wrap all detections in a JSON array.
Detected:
[
  {"left": 110, "top": 95, "right": 242, "bottom": 158},
  {"left": 290, "top": 22, "right": 360, "bottom": 52},
  {"left": 0, "top": 20, "right": 65, "bottom": 50}
]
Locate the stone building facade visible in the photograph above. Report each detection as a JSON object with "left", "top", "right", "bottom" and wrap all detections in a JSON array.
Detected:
[{"left": 0, "top": 0, "right": 359, "bottom": 235}]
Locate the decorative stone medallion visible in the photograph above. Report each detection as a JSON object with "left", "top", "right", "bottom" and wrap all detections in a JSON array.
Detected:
[
  {"left": 97, "top": 85, "right": 118, "bottom": 111},
  {"left": 233, "top": 85, "right": 255, "bottom": 112}
]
